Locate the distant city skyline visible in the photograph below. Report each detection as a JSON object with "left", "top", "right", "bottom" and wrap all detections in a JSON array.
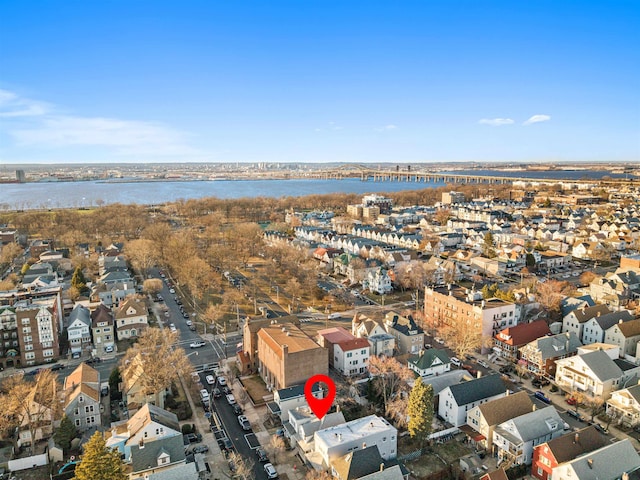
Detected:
[{"left": 0, "top": 1, "right": 638, "bottom": 164}]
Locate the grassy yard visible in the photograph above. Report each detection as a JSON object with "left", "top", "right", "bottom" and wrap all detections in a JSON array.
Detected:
[
  {"left": 240, "top": 375, "right": 270, "bottom": 405},
  {"left": 399, "top": 436, "right": 473, "bottom": 478}
]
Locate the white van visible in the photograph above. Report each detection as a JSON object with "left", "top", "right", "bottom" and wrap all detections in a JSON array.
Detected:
[
  {"left": 199, "top": 389, "right": 210, "bottom": 406},
  {"left": 451, "top": 357, "right": 462, "bottom": 367},
  {"left": 328, "top": 313, "right": 341, "bottom": 320}
]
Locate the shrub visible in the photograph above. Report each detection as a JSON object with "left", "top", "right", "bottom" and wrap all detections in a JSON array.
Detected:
[{"left": 181, "top": 424, "right": 193, "bottom": 434}]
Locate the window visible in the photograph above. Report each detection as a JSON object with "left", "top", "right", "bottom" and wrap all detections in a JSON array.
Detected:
[
  {"left": 75, "top": 408, "right": 79, "bottom": 415},
  {"left": 87, "top": 416, "right": 95, "bottom": 425},
  {"left": 346, "top": 352, "right": 352, "bottom": 358},
  {"left": 75, "top": 419, "right": 81, "bottom": 427},
  {"left": 361, "top": 349, "right": 367, "bottom": 355},
  {"left": 85, "top": 405, "right": 94, "bottom": 413}
]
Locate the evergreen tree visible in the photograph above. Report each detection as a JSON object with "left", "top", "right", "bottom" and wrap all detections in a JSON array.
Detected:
[
  {"left": 109, "top": 367, "right": 122, "bottom": 399},
  {"left": 407, "top": 378, "right": 434, "bottom": 447},
  {"left": 74, "top": 431, "right": 127, "bottom": 480},
  {"left": 71, "top": 266, "right": 87, "bottom": 293},
  {"left": 54, "top": 414, "right": 77, "bottom": 452},
  {"left": 482, "top": 232, "right": 496, "bottom": 258}
]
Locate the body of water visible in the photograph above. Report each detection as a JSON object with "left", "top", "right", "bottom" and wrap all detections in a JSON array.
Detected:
[
  {"left": 0, "top": 178, "right": 446, "bottom": 210},
  {"left": 0, "top": 168, "right": 630, "bottom": 210}
]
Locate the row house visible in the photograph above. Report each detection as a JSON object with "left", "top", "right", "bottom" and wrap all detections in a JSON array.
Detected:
[
  {"left": 0, "top": 305, "right": 19, "bottom": 369},
  {"left": 519, "top": 332, "right": 581, "bottom": 378},
  {"left": 493, "top": 406, "right": 564, "bottom": 467},
  {"left": 562, "top": 305, "right": 612, "bottom": 340},
  {"left": 424, "top": 285, "right": 517, "bottom": 353},
  {"left": 580, "top": 310, "right": 634, "bottom": 345},
  {"left": 555, "top": 349, "right": 640, "bottom": 400},
  {"left": 492, "top": 320, "right": 551, "bottom": 362}
]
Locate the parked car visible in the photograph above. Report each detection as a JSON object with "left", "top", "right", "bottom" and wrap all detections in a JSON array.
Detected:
[
  {"left": 186, "top": 320, "right": 193, "bottom": 326},
  {"left": 238, "top": 415, "right": 251, "bottom": 430},
  {"left": 217, "top": 376, "right": 227, "bottom": 386},
  {"left": 566, "top": 409, "right": 583, "bottom": 421},
  {"left": 100, "top": 385, "right": 109, "bottom": 397},
  {"left": 478, "top": 360, "right": 490, "bottom": 369},
  {"left": 49, "top": 363, "right": 65, "bottom": 371},
  {"left": 189, "top": 324, "right": 197, "bottom": 331},
  {"left": 219, "top": 437, "right": 234, "bottom": 452},
  {"left": 226, "top": 394, "right": 236, "bottom": 405},
  {"left": 451, "top": 357, "right": 462, "bottom": 367},
  {"left": 532, "top": 377, "right": 550, "bottom": 387},
  {"left": 183, "top": 433, "right": 202, "bottom": 444},
  {"left": 105, "top": 345, "right": 114, "bottom": 353},
  {"left": 264, "top": 463, "right": 278, "bottom": 479},
  {"left": 212, "top": 387, "right": 222, "bottom": 398},
  {"left": 534, "top": 390, "right": 552, "bottom": 404},
  {"left": 232, "top": 404, "right": 243, "bottom": 415},
  {"left": 192, "top": 445, "right": 209, "bottom": 454},
  {"left": 566, "top": 396, "right": 577, "bottom": 406},
  {"left": 190, "top": 340, "right": 206, "bottom": 348},
  {"left": 434, "top": 337, "right": 445, "bottom": 345},
  {"left": 593, "top": 423, "right": 607, "bottom": 434},
  {"left": 256, "top": 447, "right": 269, "bottom": 462},
  {"left": 206, "top": 375, "right": 215, "bottom": 385},
  {"left": 169, "top": 323, "right": 177, "bottom": 332}
]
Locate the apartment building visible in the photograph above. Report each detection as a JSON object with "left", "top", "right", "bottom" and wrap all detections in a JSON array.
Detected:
[
  {"left": 258, "top": 322, "right": 328, "bottom": 390},
  {"left": 425, "top": 285, "right": 517, "bottom": 353},
  {"left": 15, "top": 296, "right": 61, "bottom": 366}
]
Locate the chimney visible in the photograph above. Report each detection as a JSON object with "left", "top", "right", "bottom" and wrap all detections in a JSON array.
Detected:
[
  {"left": 363, "top": 442, "right": 367, "bottom": 449},
  {"left": 574, "top": 433, "right": 579, "bottom": 444},
  {"left": 282, "top": 344, "right": 289, "bottom": 356},
  {"left": 532, "top": 404, "right": 537, "bottom": 412},
  {"left": 587, "top": 458, "right": 593, "bottom": 469},
  {"left": 336, "top": 404, "right": 340, "bottom": 412},
  {"left": 380, "top": 464, "right": 385, "bottom": 472},
  {"left": 597, "top": 311, "right": 601, "bottom": 317}
]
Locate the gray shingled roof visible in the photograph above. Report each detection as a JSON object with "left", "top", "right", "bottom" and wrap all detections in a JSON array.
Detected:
[
  {"left": 130, "top": 434, "right": 185, "bottom": 474},
  {"left": 448, "top": 374, "right": 506, "bottom": 406},
  {"left": 535, "top": 332, "right": 582, "bottom": 360},
  {"left": 567, "top": 439, "right": 640, "bottom": 480},
  {"left": 591, "top": 310, "right": 634, "bottom": 330},
  {"left": 497, "top": 406, "right": 562, "bottom": 443},
  {"left": 277, "top": 382, "right": 321, "bottom": 401},
  {"left": 580, "top": 350, "right": 623, "bottom": 381}
]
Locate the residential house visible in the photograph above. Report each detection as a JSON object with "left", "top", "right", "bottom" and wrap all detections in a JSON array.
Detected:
[
  {"left": 562, "top": 304, "right": 612, "bottom": 340},
  {"left": 590, "top": 269, "right": 640, "bottom": 307},
  {"left": 91, "top": 281, "right": 136, "bottom": 308},
  {"left": 493, "top": 320, "right": 551, "bottom": 362},
  {"left": 114, "top": 297, "right": 148, "bottom": 340},
  {"left": 314, "top": 415, "right": 397, "bottom": 467},
  {"left": 493, "top": 406, "right": 564, "bottom": 467},
  {"left": 604, "top": 318, "right": 640, "bottom": 358},
  {"left": 16, "top": 379, "right": 57, "bottom": 449},
  {"left": 317, "top": 327, "right": 370, "bottom": 376},
  {"left": 424, "top": 285, "right": 517, "bottom": 353},
  {"left": 382, "top": 311, "right": 424, "bottom": 355},
  {"left": 63, "top": 363, "right": 101, "bottom": 431},
  {"left": 258, "top": 322, "right": 328, "bottom": 390},
  {"left": 287, "top": 407, "right": 345, "bottom": 448},
  {"left": 407, "top": 349, "right": 451, "bottom": 377},
  {"left": 363, "top": 268, "right": 393, "bottom": 295},
  {"left": 555, "top": 349, "right": 640, "bottom": 400},
  {"left": 466, "top": 391, "right": 534, "bottom": 454},
  {"left": 99, "top": 270, "right": 135, "bottom": 286},
  {"left": 122, "top": 353, "right": 167, "bottom": 412},
  {"left": 531, "top": 426, "right": 608, "bottom": 480},
  {"left": 605, "top": 382, "right": 640, "bottom": 428},
  {"left": 272, "top": 383, "right": 323, "bottom": 422},
  {"left": 550, "top": 439, "right": 640, "bottom": 480},
  {"left": 352, "top": 314, "right": 395, "bottom": 357},
  {"left": 331, "top": 446, "right": 408, "bottom": 480},
  {"left": 438, "top": 374, "right": 507, "bottom": 427},
  {"left": 91, "top": 303, "right": 115, "bottom": 356},
  {"left": 105, "top": 403, "right": 195, "bottom": 480},
  {"left": 559, "top": 296, "right": 595, "bottom": 319},
  {"left": 67, "top": 304, "right": 92, "bottom": 358},
  {"left": 98, "top": 254, "right": 127, "bottom": 276},
  {"left": 580, "top": 310, "right": 634, "bottom": 345},
  {"left": 519, "top": 332, "right": 582, "bottom": 378}
]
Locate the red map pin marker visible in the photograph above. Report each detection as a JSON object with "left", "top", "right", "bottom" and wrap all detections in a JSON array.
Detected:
[{"left": 304, "top": 374, "right": 336, "bottom": 420}]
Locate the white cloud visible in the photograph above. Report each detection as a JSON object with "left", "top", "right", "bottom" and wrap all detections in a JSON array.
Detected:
[
  {"left": 0, "top": 88, "right": 49, "bottom": 117},
  {"left": 478, "top": 118, "right": 515, "bottom": 127},
  {"left": 523, "top": 114, "right": 551, "bottom": 125},
  {"left": 375, "top": 124, "right": 398, "bottom": 132},
  {"left": 1, "top": 89, "right": 198, "bottom": 156}
]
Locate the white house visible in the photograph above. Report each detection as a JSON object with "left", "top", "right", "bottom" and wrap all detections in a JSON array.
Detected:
[
  {"left": 408, "top": 349, "right": 451, "bottom": 377},
  {"left": 550, "top": 439, "right": 640, "bottom": 480},
  {"left": 438, "top": 375, "right": 507, "bottom": 427},
  {"left": 580, "top": 311, "right": 634, "bottom": 345},
  {"left": 273, "top": 383, "right": 323, "bottom": 422},
  {"left": 604, "top": 319, "right": 640, "bottom": 358},
  {"left": 67, "top": 304, "right": 92, "bottom": 357},
  {"left": 114, "top": 297, "right": 148, "bottom": 340},
  {"left": 606, "top": 383, "right": 640, "bottom": 428},
  {"left": 493, "top": 406, "right": 564, "bottom": 466},
  {"left": 555, "top": 349, "right": 640, "bottom": 400},
  {"left": 363, "top": 268, "right": 393, "bottom": 295},
  {"left": 314, "top": 415, "right": 397, "bottom": 467}
]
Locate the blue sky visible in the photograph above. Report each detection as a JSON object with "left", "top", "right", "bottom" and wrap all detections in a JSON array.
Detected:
[{"left": 0, "top": 1, "right": 638, "bottom": 164}]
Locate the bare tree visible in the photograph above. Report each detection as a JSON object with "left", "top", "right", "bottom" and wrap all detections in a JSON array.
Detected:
[
  {"left": 535, "top": 280, "right": 575, "bottom": 322},
  {"left": 306, "top": 470, "right": 333, "bottom": 480},
  {"left": 125, "top": 239, "right": 158, "bottom": 278},
  {"left": 120, "top": 328, "right": 192, "bottom": 407},
  {"left": 228, "top": 451, "right": 255, "bottom": 480},
  {"left": 368, "top": 355, "right": 413, "bottom": 413},
  {"left": 142, "top": 278, "right": 163, "bottom": 295},
  {"left": 266, "top": 435, "right": 286, "bottom": 465},
  {"left": 0, "top": 370, "right": 61, "bottom": 453},
  {"left": 584, "top": 396, "right": 605, "bottom": 422}
]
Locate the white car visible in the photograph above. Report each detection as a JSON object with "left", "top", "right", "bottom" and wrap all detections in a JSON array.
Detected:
[
  {"left": 169, "top": 288, "right": 176, "bottom": 294},
  {"left": 434, "top": 337, "right": 445, "bottom": 345},
  {"left": 226, "top": 394, "right": 236, "bottom": 405},
  {"left": 217, "top": 376, "right": 227, "bottom": 386},
  {"left": 186, "top": 320, "right": 193, "bottom": 326},
  {"left": 478, "top": 360, "right": 490, "bottom": 368},
  {"left": 264, "top": 463, "right": 278, "bottom": 479},
  {"left": 206, "top": 375, "right": 215, "bottom": 385},
  {"left": 169, "top": 324, "right": 177, "bottom": 332},
  {"left": 190, "top": 340, "right": 206, "bottom": 349}
]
